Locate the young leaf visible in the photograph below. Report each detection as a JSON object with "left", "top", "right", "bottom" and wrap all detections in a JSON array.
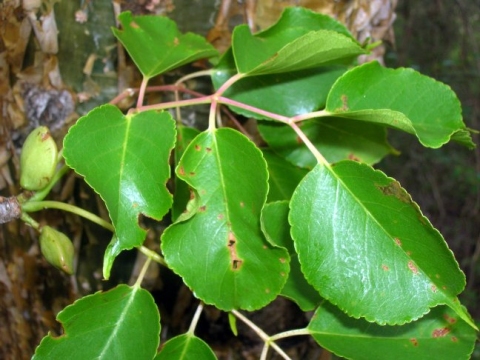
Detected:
[
  {"left": 259, "top": 119, "right": 397, "bottom": 168},
  {"left": 213, "top": 49, "right": 346, "bottom": 119},
  {"left": 325, "top": 61, "right": 475, "bottom": 148},
  {"left": 33, "top": 285, "right": 160, "bottom": 360},
  {"left": 155, "top": 334, "right": 216, "bottom": 360},
  {"left": 308, "top": 301, "right": 476, "bottom": 360},
  {"left": 262, "top": 149, "right": 308, "bottom": 202},
  {"left": 261, "top": 201, "right": 321, "bottom": 311},
  {"left": 161, "top": 128, "right": 289, "bottom": 311},
  {"left": 63, "top": 105, "right": 176, "bottom": 269},
  {"left": 289, "top": 161, "right": 469, "bottom": 325},
  {"left": 231, "top": 7, "right": 364, "bottom": 75},
  {"left": 113, "top": 12, "right": 218, "bottom": 78}
]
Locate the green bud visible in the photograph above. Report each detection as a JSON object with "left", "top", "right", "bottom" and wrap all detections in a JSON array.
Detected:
[
  {"left": 20, "top": 126, "right": 58, "bottom": 191},
  {"left": 39, "top": 226, "right": 74, "bottom": 275}
]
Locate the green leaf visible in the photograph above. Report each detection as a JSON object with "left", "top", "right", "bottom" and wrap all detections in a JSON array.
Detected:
[
  {"left": 258, "top": 119, "right": 397, "bottom": 168},
  {"left": 33, "top": 285, "right": 160, "bottom": 360},
  {"left": 213, "top": 50, "right": 346, "bottom": 119},
  {"left": 231, "top": 7, "right": 363, "bottom": 75},
  {"left": 262, "top": 149, "right": 308, "bottom": 202},
  {"left": 325, "top": 61, "right": 474, "bottom": 148},
  {"left": 155, "top": 334, "right": 216, "bottom": 360},
  {"left": 308, "top": 301, "right": 477, "bottom": 360},
  {"left": 289, "top": 161, "right": 469, "bottom": 325},
  {"left": 261, "top": 201, "right": 321, "bottom": 311},
  {"left": 161, "top": 128, "right": 289, "bottom": 311},
  {"left": 63, "top": 105, "right": 176, "bottom": 272},
  {"left": 113, "top": 12, "right": 218, "bottom": 78},
  {"left": 172, "top": 125, "right": 201, "bottom": 221}
]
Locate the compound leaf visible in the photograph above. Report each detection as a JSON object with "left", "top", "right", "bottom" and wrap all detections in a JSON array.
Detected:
[
  {"left": 63, "top": 105, "right": 176, "bottom": 274},
  {"left": 289, "top": 161, "right": 472, "bottom": 326},
  {"left": 308, "top": 301, "right": 476, "bottom": 360},
  {"left": 113, "top": 12, "right": 218, "bottom": 78},
  {"left": 161, "top": 128, "right": 289, "bottom": 311},
  {"left": 33, "top": 285, "right": 160, "bottom": 360},
  {"left": 326, "top": 61, "right": 474, "bottom": 148},
  {"left": 155, "top": 334, "right": 217, "bottom": 360}
]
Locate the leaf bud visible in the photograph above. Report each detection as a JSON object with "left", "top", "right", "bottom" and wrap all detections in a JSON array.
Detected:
[
  {"left": 39, "top": 226, "right": 74, "bottom": 275},
  {"left": 20, "top": 126, "right": 58, "bottom": 191}
]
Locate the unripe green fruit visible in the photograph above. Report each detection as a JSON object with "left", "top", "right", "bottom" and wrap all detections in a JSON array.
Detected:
[
  {"left": 39, "top": 226, "right": 74, "bottom": 275},
  {"left": 20, "top": 126, "right": 58, "bottom": 191}
]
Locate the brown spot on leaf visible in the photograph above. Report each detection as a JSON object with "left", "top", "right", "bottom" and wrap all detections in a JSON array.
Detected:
[
  {"left": 451, "top": 336, "right": 458, "bottom": 342},
  {"left": 409, "top": 338, "right": 418, "bottom": 346},
  {"left": 280, "top": 272, "right": 285, "bottom": 277},
  {"left": 206, "top": 147, "right": 212, "bottom": 153},
  {"left": 189, "top": 172, "right": 196, "bottom": 176},
  {"left": 263, "top": 245, "right": 267, "bottom": 249},
  {"left": 443, "top": 314, "right": 457, "bottom": 324},
  {"left": 131, "top": 21, "right": 140, "bottom": 28},
  {"left": 432, "top": 327, "right": 450, "bottom": 338},
  {"left": 348, "top": 153, "right": 360, "bottom": 161},
  {"left": 132, "top": 202, "right": 139, "bottom": 208},
  {"left": 189, "top": 190, "right": 195, "bottom": 200},
  {"left": 199, "top": 206, "right": 206, "bottom": 212},
  {"left": 431, "top": 285, "right": 437, "bottom": 292},
  {"left": 173, "top": 37, "right": 179, "bottom": 46},
  {"left": 408, "top": 261, "right": 418, "bottom": 275},
  {"left": 377, "top": 181, "right": 411, "bottom": 204},
  {"left": 406, "top": 251, "right": 412, "bottom": 256},
  {"left": 195, "top": 144, "right": 201, "bottom": 151},
  {"left": 279, "top": 258, "right": 286, "bottom": 263},
  {"left": 178, "top": 167, "right": 185, "bottom": 176},
  {"left": 381, "top": 264, "right": 389, "bottom": 271},
  {"left": 442, "top": 286, "right": 447, "bottom": 290},
  {"left": 296, "top": 136, "right": 303, "bottom": 144},
  {"left": 394, "top": 237, "right": 402, "bottom": 246},
  {"left": 217, "top": 214, "right": 224, "bottom": 220}
]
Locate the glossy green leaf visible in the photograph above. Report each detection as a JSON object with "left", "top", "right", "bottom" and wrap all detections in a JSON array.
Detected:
[
  {"left": 261, "top": 201, "right": 321, "bottom": 311},
  {"left": 161, "top": 128, "right": 289, "bottom": 311},
  {"left": 172, "top": 125, "right": 201, "bottom": 221},
  {"left": 308, "top": 301, "right": 477, "bottom": 360},
  {"left": 113, "top": 12, "right": 218, "bottom": 78},
  {"left": 262, "top": 149, "right": 308, "bottom": 201},
  {"left": 33, "top": 285, "right": 160, "bottom": 360},
  {"left": 326, "top": 61, "right": 474, "bottom": 148},
  {"left": 155, "top": 334, "right": 216, "bottom": 360},
  {"left": 213, "top": 51, "right": 346, "bottom": 119},
  {"left": 289, "top": 161, "right": 470, "bottom": 326},
  {"left": 63, "top": 105, "right": 176, "bottom": 272},
  {"left": 259, "top": 119, "right": 397, "bottom": 168},
  {"left": 232, "top": 7, "right": 363, "bottom": 75}
]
